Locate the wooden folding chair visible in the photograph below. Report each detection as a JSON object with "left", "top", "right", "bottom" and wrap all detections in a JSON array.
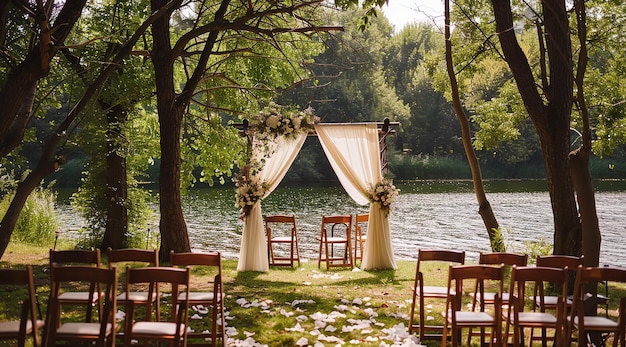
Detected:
[
  {"left": 49, "top": 249, "right": 103, "bottom": 322},
  {"left": 107, "top": 248, "right": 160, "bottom": 325},
  {"left": 534, "top": 254, "right": 584, "bottom": 310},
  {"left": 443, "top": 264, "right": 505, "bottom": 347},
  {"left": 505, "top": 265, "right": 569, "bottom": 347},
  {"left": 408, "top": 249, "right": 465, "bottom": 341},
  {"left": 170, "top": 251, "right": 226, "bottom": 347},
  {"left": 353, "top": 213, "right": 369, "bottom": 262},
  {"left": 45, "top": 264, "right": 117, "bottom": 347},
  {"left": 317, "top": 215, "right": 353, "bottom": 269},
  {"left": 0, "top": 266, "right": 44, "bottom": 347},
  {"left": 567, "top": 266, "right": 626, "bottom": 347},
  {"left": 264, "top": 215, "right": 301, "bottom": 267},
  {"left": 468, "top": 252, "right": 527, "bottom": 344},
  {"left": 123, "top": 266, "right": 191, "bottom": 347},
  {"left": 472, "top": 252, "right": 528, "bottom": 310}
]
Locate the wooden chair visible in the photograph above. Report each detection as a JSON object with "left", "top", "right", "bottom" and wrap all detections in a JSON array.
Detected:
[
  {"left": 264, "top": 215, "right": 301, "bottom": 267},
  {"left": 170, "top": 251, "right": 226, "bottom": 347},
  {"left": 567, "top": 266, "right": 626, "bottom": 347},
  {"left": 49, "top": 249, "right": 103, "bottom": 322},
  {"left": 442, "top": 264, "right": 505, "bottom": 347},
  {"left": 534, "top": 254, "right": 584, "bottom": 310},
  {"left": 0, "top": 266, "right": 44, "bottom": 347},
  {"left": 317, "top": 215, "right": 353, "bottom": 269},
  {"left": 353, "top": 213, "right": 369, "bottom": 261},
  {"left": 107, "top": 248, "right": 160, "bottom": 323},
  {"left": 472, "top": 252, "right": 528, "bottom": 310},
  {"left": 408, "top": 249, "right": 465, "bottom": 341},
  {"left": 45, "top": 264, "right": 117, "bottom": 347},
  {"left": 123, "top": 266, "right": 191, "bottom": 347},
  {"left": 505, "top": 265, "right": 569, "bottom": 347},
  {"left": 468, "top": 252, "right": 527, "bottom": 344}
]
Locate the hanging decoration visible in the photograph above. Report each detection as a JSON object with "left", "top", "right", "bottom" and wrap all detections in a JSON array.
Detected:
[{"left": 234, "top": 102, "right": 318, "bottom": 218}]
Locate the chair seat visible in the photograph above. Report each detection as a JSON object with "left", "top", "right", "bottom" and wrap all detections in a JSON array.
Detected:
[
  {"left": 449, "top": 311, "right": 495, "bottom": 325},
  {"left": 516, "top": 312, "right": 557, "bottom": 325},
  {"left": 271, "top": 236, "right": 294, "bottom": 243},
  {"left": 178, "top": 291, "right": 218, "bottom": 302},
  {"left": 322, "top": 236, "right": 348, "bottom": 243},
  {"left": 57, "top": 322, "right": 113, "bottom": 336},
  {"left": 530, "top": 295, "right": 572, "bottom": 307},
  {"left": 59, "top": 291, "right": 102, "bottom": 303},
  {"left": 417, "top": 286, "right": 454, "bottom": 297},
  {"left": 471, "top": 292, "right": 510, "bottom": 302},
  {"left": 571, "top": 316, "right": 619, "bottom": 330},
  {"left": 132, "top": 321, "right": 186, "bottom": 336},
  {"left": 0, "top": 319, "right": 45, "bottom": 334},
  {"left": 117, "top": 291, "right": 157, "bottom": 302}
]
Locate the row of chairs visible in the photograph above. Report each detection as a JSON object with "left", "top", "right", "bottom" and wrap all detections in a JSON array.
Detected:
[
  {"left": 0, "top": 248, "right": 225, "bottom": 347},
  {"left": 408, "top": 249, "right": 626, "bottom": 346},
  {"left": 264, "top": 213, "right": 369, "bottom": 269}
]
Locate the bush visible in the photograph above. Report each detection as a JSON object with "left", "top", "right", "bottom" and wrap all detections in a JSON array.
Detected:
[
  {"left": 0, "top": 189, "right": 58, "bottom": 246},
  {"left": 389, "top": 153, "right": 471, "bottom": 180}
]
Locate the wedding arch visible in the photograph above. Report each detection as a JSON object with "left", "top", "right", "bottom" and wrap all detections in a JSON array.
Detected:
[{"left": 234, "top": 105, "right": 398, "bottom": 272}]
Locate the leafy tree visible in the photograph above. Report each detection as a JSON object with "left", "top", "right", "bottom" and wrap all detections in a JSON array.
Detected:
[
  {"left": 444, "top": 0, "right": 626, "bottom": 268},
  {"left": 148, "top": 0, "right": 344, "bottom": 260}
]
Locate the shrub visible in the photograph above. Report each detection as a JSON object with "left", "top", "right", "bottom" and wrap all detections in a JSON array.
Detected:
[{"left": 0, "top": 189, "right": 58, "bottom": 246}]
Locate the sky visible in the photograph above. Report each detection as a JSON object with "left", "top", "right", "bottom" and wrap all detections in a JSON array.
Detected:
[{"left": 380, "top": 0, "right": 444, "bottom": 30}]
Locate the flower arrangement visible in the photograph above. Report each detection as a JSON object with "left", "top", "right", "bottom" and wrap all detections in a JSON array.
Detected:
[
  {"left": 366, "top": 178, "right": 399, "bottom": 216},
  {"left": 234, "top": 165, "right": 268, "bottom": 219},
  {"left": 246, "top": 102, "right": 319, "bottom": 140},
  {"left": 235, "top": 103, "right": 319, "bottom": 219}
]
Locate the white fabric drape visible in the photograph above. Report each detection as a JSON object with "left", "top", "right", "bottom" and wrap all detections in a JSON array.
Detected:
[
  {"left": 315, "top": 124, "right": 396, "bottom": 270},
  {"left": 237, "top": 133, "right": 307, "bottom": 272}
]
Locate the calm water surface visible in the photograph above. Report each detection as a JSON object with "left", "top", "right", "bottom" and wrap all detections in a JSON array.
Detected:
[{"left": 57, "top": 180, "right": 626, "bottom": 267}]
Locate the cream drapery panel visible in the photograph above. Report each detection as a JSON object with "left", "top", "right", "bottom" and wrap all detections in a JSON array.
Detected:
[
  {"left": 237, "top": 133, "right": 307, "bottom": 272},
  {"left": 315, "top": 124, "right": 396, "bottom": 270}
]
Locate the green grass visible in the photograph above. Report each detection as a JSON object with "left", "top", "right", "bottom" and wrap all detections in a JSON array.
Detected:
[{"left": 2, "top": 243, "right": 626, "bottom": 346}]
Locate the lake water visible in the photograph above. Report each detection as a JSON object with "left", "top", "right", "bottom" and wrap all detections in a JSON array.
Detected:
[{"left": 56, "top": 180, "right": 626, "bottom": 267}]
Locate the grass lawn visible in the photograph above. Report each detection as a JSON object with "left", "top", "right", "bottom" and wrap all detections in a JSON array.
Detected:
[{"left": 2, "top": 243, "right": 625, "bottom": 346}]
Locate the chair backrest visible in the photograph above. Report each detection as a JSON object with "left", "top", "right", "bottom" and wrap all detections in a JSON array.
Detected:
[
  {"left": 355, "top": 213, "right": 369, "bottom": 229},
  {"left": 107, "top": 248, "right": 159, "bottom": 268},
  {"left": 416, "top": 249, "right": 465, "bottom": 273},
  {"left": 447, "top": 264, "right": 505, "bottom": 312},
  {"left": 124, "top": 266, "right": 191, "bottom": 325},
  {"left": 50, "top": 248, "right": 101, "bottom": 267},
  {"left": 321, "top": 215, "right": 352, "bottom": 236},
  {"left": 509, "top": 265, "right": 569, "bottom": 311},
  {"left": 46, "top": 265, "right": 117, "bottom": 345},
  {"left": 170, "top": 251, "right": 223, "bottom": 299},
  {"left": 0, "top": 266, "right": 40, "bottom": 347},
  {"left": 263, "top": 215, "right": 297, "bottom": 238},
  {"left": 536, "top": 254, "right": 584, "bottom": 269},
  {"left": 479, "top": 252, "right": 528, "bottom": 267}
]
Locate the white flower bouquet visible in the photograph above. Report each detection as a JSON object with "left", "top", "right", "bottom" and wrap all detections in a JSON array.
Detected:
[
  {"left": 247, "top": 102, "right": 319, "bottom": 140},
  {"left": 366, "top": 178, "right": 399, "bottom": 216},
  {"left": 234, "top": 168, "right": 268, "bottom": 219}
]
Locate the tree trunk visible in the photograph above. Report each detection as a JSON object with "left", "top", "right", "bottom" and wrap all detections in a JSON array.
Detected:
[
  {"left": 101, "top": 105, "right": 129, "bottom": 250},
  {"left": 151, "top": 0, "right": 191, "bottom": 262},
  {"left": 491, "top": 0, "right": 582, "bottom": 257},
  {"left": 445, "top": 0, "right": 502, "bottom": 251}
]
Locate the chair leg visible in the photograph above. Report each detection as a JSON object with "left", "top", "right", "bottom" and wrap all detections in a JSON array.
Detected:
[
  {"left": 317, "top": 232, "right": 324, "bottom": 268},
  {"left": 294, "top": 236, "right": 301, "bottom": 267}
]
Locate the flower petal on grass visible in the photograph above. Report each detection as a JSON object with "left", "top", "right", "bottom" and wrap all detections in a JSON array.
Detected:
[{"left": 286, "top": 323, "right": 305, "bottom": 332}]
